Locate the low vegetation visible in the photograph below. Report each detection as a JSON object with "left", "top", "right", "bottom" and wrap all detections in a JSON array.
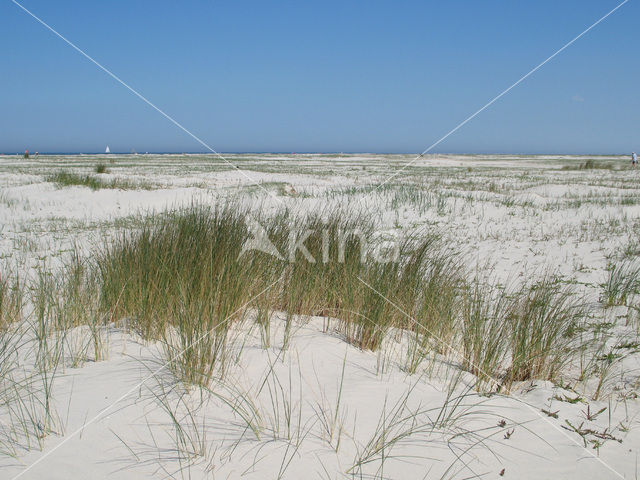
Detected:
[
  {"left": 46, "top": 171, "right": 151, "bottom": 190},
  {"left": 603, "top": 259, "right": 640, "bottom": 306},
  {"left": 37, "top": 203, "right": 589, "bottom": 392},
  {"left": 0, "top": 271, "right": 23, "bottom": 330},
  {"left": 561, "top": 159, "right": 615, "bottom": 170},
  {"left": 505, "top": 276, "right": 583, "bottom": 385}
]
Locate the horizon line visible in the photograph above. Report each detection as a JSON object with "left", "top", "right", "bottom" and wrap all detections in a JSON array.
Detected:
[{"left": 0, "top": 151, "right": 632, "bottom": 157}]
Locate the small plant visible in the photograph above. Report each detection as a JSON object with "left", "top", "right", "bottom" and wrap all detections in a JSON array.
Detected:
[
  {"left": 312, "top": 354, "right": 348, "bottom": 451},
  {"left": 541, "top": 409, "right": 559, "bottom": 418},
  {"left": 553, "top": 393, "right": 586, "bottom": 404},
  {"left": 563, "top": 420, "right": 622, "bottom": 448},
  {"left": 582, "top": 405, "right": 607, "bottom": 421},
  {"left": 94, "top": 163, "right": 108, "bottom": 174}
]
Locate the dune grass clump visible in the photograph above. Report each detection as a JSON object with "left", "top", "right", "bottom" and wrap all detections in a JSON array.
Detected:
[
  {"left": 460, "top": 282, "right": 510, "bottom": 389},
  {"left": 97, "top": 204, "right": 259, "bottom": 336},
  {"left": 561, "top": 160, "right": 614, "bottom": 171},
  {"left": 603, "top": 259, "right": 640, "bottom": 306},
  {"left": 95, "top": 203, "right": 282, "bottom": 384},
  {"left": 47, "top": 171, "right": 150, "bottom": 190},
  {"left": 48, "top": 171, "right": 103, "bottom": 190},
  {"left": 400, "top": 237, "right": 464, "bottom": 344},
  {"left": 87, "top": 204, "right": 469, "bottom": 382},
  {"left": 274, "top": 214, "right": 465, "bottom": 352},
  {"left": 0, "top": 271, "right": 23, "bottom": 330},
  {"left": 273, "top": 210, "right": 388, "bottom": 349},
  {"left": 397, "top": 236, "right": 465, "bottom": 373},
  {"left": 458, "top": 276, "right": 586, "bottom": 391},
  {"left": 505, "top": 276, "right": 584, "bottom": 386},
  {"left": 94, "top": 163, "right": 108, "bottom": 174},
  {"left": 55, "top": 254, "right": 106, "bottom": 364},
  {"left": 55, "top": 203, "right": 589, "bottom": 391}
]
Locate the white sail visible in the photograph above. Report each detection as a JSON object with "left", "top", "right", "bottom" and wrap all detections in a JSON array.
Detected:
[{"left": 105, "top": 146, "right": 111, "bottom": 154}]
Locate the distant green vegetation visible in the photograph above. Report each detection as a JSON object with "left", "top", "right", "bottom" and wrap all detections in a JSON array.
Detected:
[
  {"left": 46, "top": 171, "right": 152, "bottom": 190},
  {"left": 561, "top": 159, "right": 615, "bottom": 171}
]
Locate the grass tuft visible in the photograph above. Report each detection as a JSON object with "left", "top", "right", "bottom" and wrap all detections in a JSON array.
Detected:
[
  {"left": 47, "top": 171, "right": 151, "bottom": 190},
  {"left": 603, "top": 259, "right": 640, "bottom": 306},
  {"left": 561, "top": 159, "right": 614, "bottom": 170},
  {"left": 505, "top": 276, "right": 584, "bottom": 387},
  {"left": 0, "top": 271, "right": 23, "bottom": 330}
]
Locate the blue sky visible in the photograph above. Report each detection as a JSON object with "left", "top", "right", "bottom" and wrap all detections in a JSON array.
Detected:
[{"left": 1, "top": 0, "right": 638, "bottom": 154}]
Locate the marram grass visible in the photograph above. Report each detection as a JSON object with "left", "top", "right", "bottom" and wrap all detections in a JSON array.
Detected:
[{"left": 47, "top": 203, "right": 589, "bottom": 391}]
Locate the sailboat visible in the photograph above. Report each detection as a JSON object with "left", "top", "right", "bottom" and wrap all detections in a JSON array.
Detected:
[{"left": 105, "top": 146, "right": 111, "bottom": 154}]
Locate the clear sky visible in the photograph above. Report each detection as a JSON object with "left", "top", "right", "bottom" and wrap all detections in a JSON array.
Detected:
[{"left": 1, "top": 0, "right": 638, "bottom": 154}]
